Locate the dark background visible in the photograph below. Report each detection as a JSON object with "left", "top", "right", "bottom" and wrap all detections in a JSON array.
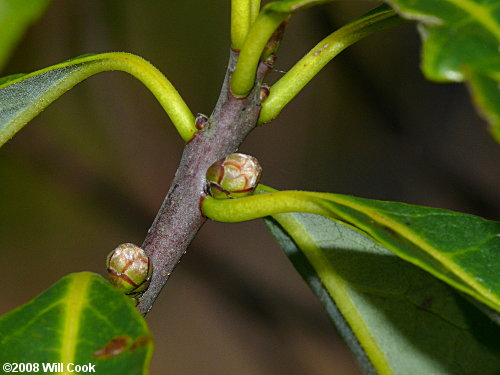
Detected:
[{"left": 1, "top": 1, "right": 499, "bottom": 374}]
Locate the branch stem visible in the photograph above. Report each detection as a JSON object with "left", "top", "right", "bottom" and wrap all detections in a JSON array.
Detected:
[
  {"left": 136, "top": 4, "right": 404, "bottom": 315},
  {"left": 136, "top": 51, "right": 272, "bottom": 315}
]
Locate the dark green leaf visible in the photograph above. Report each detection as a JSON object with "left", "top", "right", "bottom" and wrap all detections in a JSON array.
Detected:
[
  {"left": 0, "top": 0, "right": 52, "bottom": 71},
  {"left": 385, "top": 0, "right": 500, "bottom": 141},
  {"left": 266, "top": 213, "right": 500, "bottom": 375},
  {"left": 202, "top": 186, "right": 500, "bottom": 312},
  {"left": 0, "top": 272, "right": 153, "bottom": 374}
]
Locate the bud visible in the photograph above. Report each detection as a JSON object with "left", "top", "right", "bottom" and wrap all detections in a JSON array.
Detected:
[
  {"left": 260, "top": 85, "right": 270, "bottom": 103},
  {"left": 206, "top": 153, "right": 262, "bottom": 199},
  {"left": 195, "top": 113, "right": 209, "bottom": 130},
  {"left": 106, "top": 243, "right": 153, "bottom": 296},
  {"left": 261, "top": 18, "right": 289, "bottom": 61}
]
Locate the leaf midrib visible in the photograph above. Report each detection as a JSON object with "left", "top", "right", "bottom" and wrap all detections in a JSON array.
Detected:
[
  {"left": 60, "top": 272, "right": 91, "bottom": 372},
  {"left": 274, "top": 213, "right": 395, "bottom": 375},
  {"left": 330, "top": 196, "right": 500, "bottom": 310}
]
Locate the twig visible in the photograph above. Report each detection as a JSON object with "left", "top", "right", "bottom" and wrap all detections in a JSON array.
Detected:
[{"left": 137, "top": 50, "right": 272, "bottom": 315}]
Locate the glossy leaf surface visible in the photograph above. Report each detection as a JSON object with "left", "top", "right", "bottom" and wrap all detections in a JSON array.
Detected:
[
  {"left": 0, "top": 0, "right": 51, "bottom": 70},
  {"left": 0, "top": 52, "right": 195, "bottom": 146},
  {"left": 202, "top": 186, "right": 500, "bottom": 312},
  {"left": 0, "top": 272, "right": 153, "bottom": 374},
  {"left": 385, "top": 0, "right": 500, "bottom": 141},
  {"left": 265, "top": 213, "right": 500, "bottom": 375}
]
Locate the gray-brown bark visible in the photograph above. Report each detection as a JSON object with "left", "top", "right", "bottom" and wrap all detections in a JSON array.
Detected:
[{"left": 137, "top": 50, "right": 272, "bottom": 315}]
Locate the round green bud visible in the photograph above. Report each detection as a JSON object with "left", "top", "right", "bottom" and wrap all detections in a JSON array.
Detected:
[
  {"left": 106, "top": 243, "right": 153, "bottom": 296},
  {"left": 206, "top": 153, "right": 262, "bottom": 199}
]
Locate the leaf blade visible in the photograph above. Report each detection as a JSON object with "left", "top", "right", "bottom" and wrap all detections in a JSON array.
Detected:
[
  {"left": 0, "top": 272, "right": 153, "bottom": 374},
  {"left": 202, "top": 186, "right": 500, "bottom": 312},
  {"left": 385, "top": 0, "right": 500, "bottom": 140},
  {"left": 266, "top": 212, "right": 500, "bottom": 375},
  {"left": 0, "top": 52, "right": 196, "bottom": 145}
]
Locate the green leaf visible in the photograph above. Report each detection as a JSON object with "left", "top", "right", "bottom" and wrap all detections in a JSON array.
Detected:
[
  {"left": 385, "top": 0, "right": 500, "bottom": 141},
  {"left": 202, "top": 186, "right": 500, "bottom": 313},
  {"left": 0, "top": 52, "right": 196, "bottom": 145},
  {"left": 0, "top": 0, "right": 52, "bottom": 71},
  {"left": 0, "top": 272, "right": 153, "bottom": 374},
  {"left": 265, "top": 213, "right": 500, "bottom": 375},
  {"left": 466, "top": 69, "right": 500, "bottom": 139}
]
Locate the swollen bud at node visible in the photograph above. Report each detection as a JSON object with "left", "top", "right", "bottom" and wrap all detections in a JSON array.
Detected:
[
  {"left": 206, "top": 153, "right": 262, "bottom": 199},
  {"left": 195, "top": 113, "right": 209, "bottom": 130},
  {"left": 106, "top": 243, "right": 153, "bottom": 296},
  {"left": 260, "top": 85, "right": 270, "bottom": 103}
]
